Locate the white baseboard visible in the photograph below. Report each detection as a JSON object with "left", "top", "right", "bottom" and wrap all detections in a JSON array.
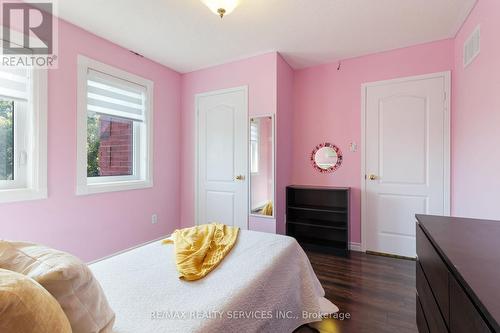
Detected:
[
  {"left": 88, "top": 236, "right": 363, "bottom": 265},
  {"left": 349, "top": 242, "right": 362, "bottom": 252},
  {"left": 87, "top": 234, "right": 170, "bottom": 265}
]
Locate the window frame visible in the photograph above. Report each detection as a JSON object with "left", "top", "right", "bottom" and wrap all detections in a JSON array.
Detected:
[
  {"left": 4, "top": 100, "right": 28, "bottom": 189},
  {"left": 76, "top": 55, "right": 154, "bottom": 195},
  {"left": 0, "top": 67, "right": 48, "bottom": 204}
]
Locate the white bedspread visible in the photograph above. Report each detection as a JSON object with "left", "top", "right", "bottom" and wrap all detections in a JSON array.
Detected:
[{"left": 90, "top": 230, "right": 338, "bottom": 333}]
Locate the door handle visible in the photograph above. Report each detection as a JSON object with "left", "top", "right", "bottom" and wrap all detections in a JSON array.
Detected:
[
  {"left": 235, "top": 175, "right": 245, "bottom": 181},
  {"left": 368, "top": 174, "right": 377, "bottom": 180}
]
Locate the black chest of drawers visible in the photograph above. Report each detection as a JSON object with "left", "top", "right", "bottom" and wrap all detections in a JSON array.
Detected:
[{"left": 416, "top": 214, "right": 500, "bottom": 333}]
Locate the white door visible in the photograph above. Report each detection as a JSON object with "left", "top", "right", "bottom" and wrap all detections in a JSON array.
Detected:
[
  {"left": 196, "top": 87, "right": 248, "bottom": 229},
  {"left": 363, "top": 73, "right": 450, "bottom": 257}
]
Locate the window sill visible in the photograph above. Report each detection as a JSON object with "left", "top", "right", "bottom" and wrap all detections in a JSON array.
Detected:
[
  {"left": 0, "top": 188, "right": 48, "bottom": 204},
  {"left": 76, "top": 179, "right": 153, "bottom": 196}
]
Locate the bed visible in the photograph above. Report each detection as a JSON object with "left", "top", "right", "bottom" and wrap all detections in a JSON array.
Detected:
[{"left": 90, "top": 230, "right": 339, "bottom": 333}]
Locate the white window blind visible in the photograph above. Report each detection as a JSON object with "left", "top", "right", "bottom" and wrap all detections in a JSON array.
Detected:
[
  {"left": 0, "top": 67, "right": 29, "bottom": 101},
  {"left": 87, "top": 69, "right": 146, "bottom": 122}
]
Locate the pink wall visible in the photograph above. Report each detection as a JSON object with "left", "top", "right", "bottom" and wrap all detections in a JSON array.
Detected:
[
  {"left": 180, "top": 53, "right": 278, "bottom": 231},
  {"left": 0, "top": 19, "right": 182, "bottom": 262},
  {"left": 452, "top": 0, "right": 500, "bottom": 219},
  {"left": 292, "top": 39, "right": 454, "bottom": 243}
]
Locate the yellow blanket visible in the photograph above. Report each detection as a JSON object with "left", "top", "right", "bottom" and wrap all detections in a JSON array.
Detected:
[
  {"left": 163, "top": 223, "right": 239, "bottom": 281},
  {"left": 261, "top": 201, "right": 273, "bottom": 216}
]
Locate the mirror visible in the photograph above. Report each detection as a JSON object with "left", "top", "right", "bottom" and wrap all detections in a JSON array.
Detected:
[
  {"left": 315, "top": 147, "right": 338, "bottom": 169},
  {"left": 311, "top": 143, "right": 343, "bottom": 173},
  {"left": 250, "top": 115, "right": 274, "bottom": 217}
]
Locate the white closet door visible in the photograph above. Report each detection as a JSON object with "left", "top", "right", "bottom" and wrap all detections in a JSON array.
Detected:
[
  {"left": 364, "top": 73, "right": 450, "bottom": 257},
  {"left": 196, "top": 87, "right": 248, "bottom": 229}
]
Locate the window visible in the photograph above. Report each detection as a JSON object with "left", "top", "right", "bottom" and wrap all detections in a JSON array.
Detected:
[
  {"left": 76, "top": 56, "right": 153, "bottom": 195},
  {"left": 250, "top": 119, "right": 259, "bottom": 174},
  {"left": 0, "top": 66, "right": 48, "bottom": 204}
]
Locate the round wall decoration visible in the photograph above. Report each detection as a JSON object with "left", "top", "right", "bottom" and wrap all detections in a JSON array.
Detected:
[{"left": 311, "top": 142, "right": 343, "bottom": 173}]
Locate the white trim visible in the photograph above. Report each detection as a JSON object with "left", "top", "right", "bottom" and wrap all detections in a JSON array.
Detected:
[
  {"left": 349, "top": 242, "right": 362, "bottom": 252},
  {"left": 194, "top": 85, "right": 249, "bottom": 226},
  {"left": 360, "top": 71, "right": 451, "bottom": 252},
  {"left": 76, "top": 55, "right": 154, "bottom": 196},
  {"left": 361, "top": 82, "right": 367, "bottom": 253},
  {"left": 250, "top": 213, "right": 275, "bottom": 220},
  {"left": 87, "top": 234, "right": 170, "bottom": 265},
  {"left": 0, "top": 68, "right": 48, "bottom": 204},
  {"left": 77, "top": 180, "right": 152, "bottom": 196},
  {"left": 0, "top": 187, "right": 47, "bottom": 204},
  {"left": 249, "top": 113, "right": 276, "bottom": 219},
  {"left": 443, "top": 73, "right": 451, "bottom": 216}
]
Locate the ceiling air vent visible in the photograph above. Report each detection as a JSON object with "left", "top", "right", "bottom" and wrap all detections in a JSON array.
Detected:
[{"left": 463, "top": 25, "right": 480, "bottom": 68}]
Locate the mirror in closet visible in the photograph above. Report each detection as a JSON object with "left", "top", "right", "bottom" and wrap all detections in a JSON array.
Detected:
[{"left": 249, "top": 115, "right": 275, "bottom": 217}]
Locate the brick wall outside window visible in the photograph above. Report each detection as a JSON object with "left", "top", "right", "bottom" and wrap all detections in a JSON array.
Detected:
[{"left": 98, "top": 117, "right": 133, "bottom": 176}]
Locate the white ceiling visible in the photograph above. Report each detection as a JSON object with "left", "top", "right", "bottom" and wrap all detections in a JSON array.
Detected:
[{"left": 56, "top": 0, "right": 476, "bottom": 73}]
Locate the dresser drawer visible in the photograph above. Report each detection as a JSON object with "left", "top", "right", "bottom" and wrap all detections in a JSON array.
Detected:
[
  {"left": 416, "top": 224, "right": 449, "bottom": 325},
  {"left": 416, "top": 293, "right": 430, "bottom": 333},
  {"left": 416, "top": 261, "right": 448, "bottom": 333},
  {"left": 450, "top": 275, "right": 491, "bottom": 333}
]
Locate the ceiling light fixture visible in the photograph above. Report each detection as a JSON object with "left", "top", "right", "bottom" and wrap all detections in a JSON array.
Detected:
[{"left": 201, "top": 0, "right": 239, "bottom": 18}]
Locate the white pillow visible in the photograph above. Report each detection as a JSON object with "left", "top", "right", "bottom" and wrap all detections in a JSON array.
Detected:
[{"left": 0, "top": 241, "right": 115, "bottom": 333}]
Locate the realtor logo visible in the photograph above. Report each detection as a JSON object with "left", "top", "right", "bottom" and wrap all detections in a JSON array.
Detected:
[{"left": 1, "top": 1, "right": 58, "bottom": 68}]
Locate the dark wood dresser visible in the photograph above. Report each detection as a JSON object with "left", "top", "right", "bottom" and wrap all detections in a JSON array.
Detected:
[
  {"left": 286, "top": 185, "right": 350, "bottom": 255},
  {"left": 416, "top": 214, "right": 500, "bottom": 333}
]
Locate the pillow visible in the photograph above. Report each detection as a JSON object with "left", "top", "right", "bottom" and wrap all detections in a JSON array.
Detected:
[
  {"left": 0, "top": 268, "right": 72, "bottom": 333},
  {"left": 0, "top": 241, "right": 115, "bottom": 333}
]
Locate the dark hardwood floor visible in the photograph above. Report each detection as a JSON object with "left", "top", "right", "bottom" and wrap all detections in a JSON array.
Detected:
[{"left": 297, "top": 250, "right": 417, "bottom": 333}]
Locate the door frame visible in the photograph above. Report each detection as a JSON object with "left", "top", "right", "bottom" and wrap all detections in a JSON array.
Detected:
[
  {"left": 194, "top": 85, "right": 249, "bottom": 226},
  {"left": 360, "top": 71, "right": 451, "bottom": 252}
]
